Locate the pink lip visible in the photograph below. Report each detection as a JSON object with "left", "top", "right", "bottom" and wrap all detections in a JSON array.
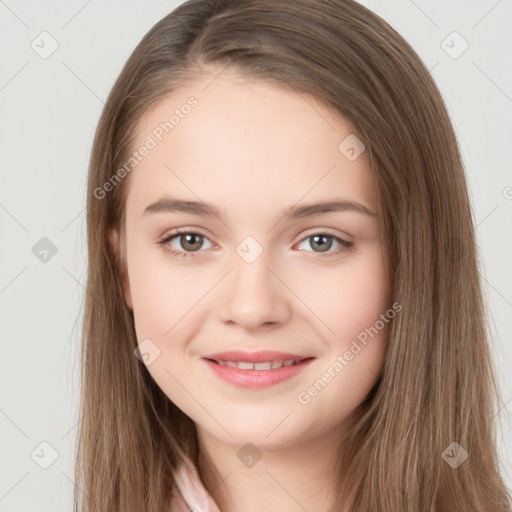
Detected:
[
  {"left": 203, "top": 350, "right": 311, "bottom": 363},
  {"left": 202, "top": 354, "right": 315, "bottom": 389}
]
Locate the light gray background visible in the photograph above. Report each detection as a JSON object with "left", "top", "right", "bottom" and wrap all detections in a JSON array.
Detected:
[{"left": 0, "top": 1, "right": 511, "bottom": 510}]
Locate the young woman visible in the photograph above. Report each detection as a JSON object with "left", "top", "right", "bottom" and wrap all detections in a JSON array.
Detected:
[{"left": 74, "top": 0, "right": 512, "bottom": 510}]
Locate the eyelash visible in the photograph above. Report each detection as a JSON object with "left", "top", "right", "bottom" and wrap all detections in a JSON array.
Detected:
[{"left": 157, "top": 228, "right": 354, "bottom": 259}]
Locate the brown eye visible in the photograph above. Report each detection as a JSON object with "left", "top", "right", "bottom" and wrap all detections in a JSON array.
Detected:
[
  {"left": 159, "top": 230, "right": 215, "bottom": 258},
  {"left": 297, "top": 233, "right": 353, "bottom": 256},
  {"left": 178, "top": 233, "right": 204, "bottom": 252},
  {"left": 309, "top": 234, "right": 333, "bottom": 253}
]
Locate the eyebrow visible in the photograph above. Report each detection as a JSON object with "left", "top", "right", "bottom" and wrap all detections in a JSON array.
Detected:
[{"left": 142, "top": 196, "right": 377, "bottom": 220}]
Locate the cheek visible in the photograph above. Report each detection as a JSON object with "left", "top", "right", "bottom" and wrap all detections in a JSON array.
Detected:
[
  {"left": 126, "top": 251, "right": 200, "bottom": 404},
  {"left": 294, "top": 253, "right": 390, "bottom": 423},
  {"left": 127, "top": 244, "right": 209, "bottom": 338},
  {"left": 298, "top": 248, "right": 391, "bottom": 345}
]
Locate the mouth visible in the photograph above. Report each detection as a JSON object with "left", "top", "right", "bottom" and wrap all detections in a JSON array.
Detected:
[
  {"left": 204, "top": 357, "right": 313, "bottom": 370},
  {"left": 202, "top": 354, "right": 316, "bottom": 389}
]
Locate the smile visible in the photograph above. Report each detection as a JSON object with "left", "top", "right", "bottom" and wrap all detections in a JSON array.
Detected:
[
  {"left": 203, "top": 357, "right": 315, "bottom": 389},
  {"left": 210, "top": 359, "right": 304, "bottom": 370}
]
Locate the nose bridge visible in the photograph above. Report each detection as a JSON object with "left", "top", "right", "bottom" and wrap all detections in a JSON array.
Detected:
[{"left": 216, "top": 235, "right": 291, "bottom": 329}]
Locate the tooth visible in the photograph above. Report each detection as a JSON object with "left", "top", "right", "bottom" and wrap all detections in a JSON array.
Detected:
[
  {"left": 216, "top": 359, "right": 302, "bottom": 370},
  {"left": 254, "top": 361, "right": 273, "bottom": 370}
]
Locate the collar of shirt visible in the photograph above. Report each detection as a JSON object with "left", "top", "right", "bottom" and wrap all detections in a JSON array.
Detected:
[{"left": 170, "top": 455, "right": 221, "bottom": 512}]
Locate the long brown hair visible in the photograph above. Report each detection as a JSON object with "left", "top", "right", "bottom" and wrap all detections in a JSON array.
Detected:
[{"left": 75, "top": 0, "right": 512, "bottom": 510}]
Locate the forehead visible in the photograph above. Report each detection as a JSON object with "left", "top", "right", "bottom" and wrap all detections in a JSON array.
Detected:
[{"left": 124, "top": 71, "right": 377, "bottom": 220}]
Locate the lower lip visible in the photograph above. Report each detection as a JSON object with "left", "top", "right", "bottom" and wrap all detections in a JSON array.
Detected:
[{"left": 203, "top": 358, "right": 315, "bottom": 389}]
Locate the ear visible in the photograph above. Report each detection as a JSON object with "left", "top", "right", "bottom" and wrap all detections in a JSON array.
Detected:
[{"left": 108, "top": 227, "right": 133, "bottom": 310}]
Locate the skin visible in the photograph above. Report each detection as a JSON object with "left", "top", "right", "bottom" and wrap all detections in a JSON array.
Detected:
[{"left": 110, "top": 68, "right": 392, "bottom": 512}]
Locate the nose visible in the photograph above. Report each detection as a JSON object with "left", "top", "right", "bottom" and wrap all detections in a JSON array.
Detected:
[{"left": 216, "top": 249, "right": 292, "bottom": 332}]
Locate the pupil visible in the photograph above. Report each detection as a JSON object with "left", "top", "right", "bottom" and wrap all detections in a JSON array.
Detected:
[
  {"left": 312, "top": 235, "right": 332, "bottom": 252},
  {"left": 182, "top": 233, "right": 202, "bottom": 251}
]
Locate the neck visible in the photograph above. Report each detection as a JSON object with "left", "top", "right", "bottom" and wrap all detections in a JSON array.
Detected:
[{"left": 196, "top": 425, "right": 346, "bottom": 512}]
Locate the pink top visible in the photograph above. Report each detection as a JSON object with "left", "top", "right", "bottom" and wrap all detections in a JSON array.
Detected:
[{"left": 170, "top": 456, "right": 221, "bottom": 512}]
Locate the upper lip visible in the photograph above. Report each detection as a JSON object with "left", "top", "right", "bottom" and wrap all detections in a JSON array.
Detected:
[{"left": 203, "top": 350, "right": 313, "bottom": 363}]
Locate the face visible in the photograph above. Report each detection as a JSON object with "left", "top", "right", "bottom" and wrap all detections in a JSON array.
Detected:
[{"left": 111, "top": 69, "right": 392, "bottom": 451}]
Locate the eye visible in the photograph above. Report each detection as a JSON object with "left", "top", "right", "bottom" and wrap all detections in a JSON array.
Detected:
[
  {"left": 158, "top": 230, "right": 353, "bottom": 259},
  {"left": 159, "top": 229, "right": 214, "bottom": 258},
  {"left": 296, "top": 233, "right": 353, "bottom": 256}
]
